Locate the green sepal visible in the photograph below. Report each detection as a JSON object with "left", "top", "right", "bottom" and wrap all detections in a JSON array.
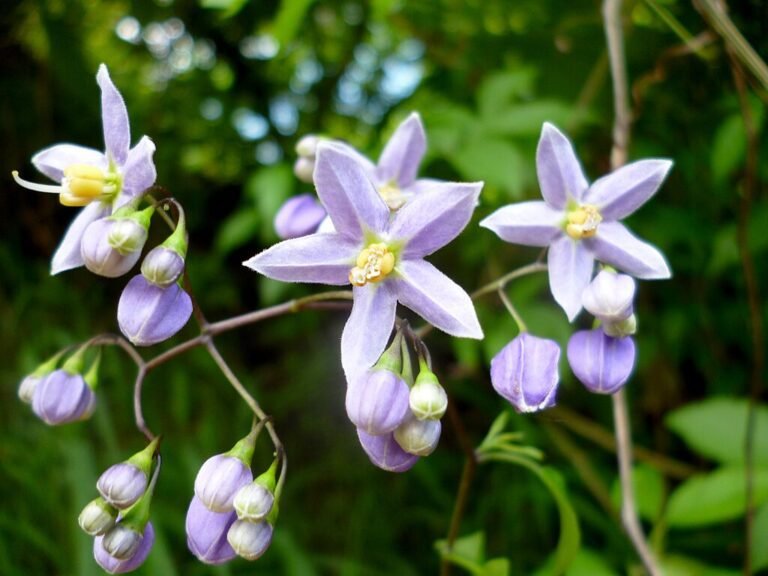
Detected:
[
  {"left": 266, "top": 500, "right": 279, "bottom": 525},
  {"left": 83, "top": 350, "right": 101, "bottom": 390},
  {"left": 118, "top": 486, "right": 153, "bottom": 533},
  {"left": 254, "top": 459, "right": 278, "bottom": 494},
  {"left": 226, "top": 425, "right": 261, "bottom": 468},
  {"left": 110, "top": 203, "right": 155, "bottom": 230},
  {"left": 161, "top": 211, "right": 188, "bottom": 258},
  {"left": 415, "top": 360, "right": 440, "bottom": 387},
  {"left": 373, "top": 332, "right": 403, "bottom": 374},
  {"left": 400, "top": 336, "right": 414, "bottom": 387},
  {"left": 30, "top": 349, "right": 68, "bottom": 378},
  {"left": 126, "top": 437, "right": 161, "bottom": 478},
  {"left": 61, "top": 344, "right": 90, "bottom": 375}
]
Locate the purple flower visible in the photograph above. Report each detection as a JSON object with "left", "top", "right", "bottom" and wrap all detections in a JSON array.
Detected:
[
  {"left": 356, "top": 429, "right": 420, "bottom": 473},
  {"left": 567, "top": 329, "right": 636, "bottom": 394},
  {"left": 480, "top": 122, "right": 671, "bottom": 321},
  {"left": 490, "top": 333, "right": 560, "bottom": 413},
  {"left": 194, "top": 454, "right": 253, "bottom": 513},
  {"left": 345, "top": 369, "right": 410, "bottom": 435},
  {"left": 186, "top": 496, "right": 238, "bottom": 565},
  {"left": 31, "top": 369, "right": 95, "bottom": 425},
  {"left": 227, "top": 520, "right": 273, "bottom": 561},
  {"left": 274, "top": 194, "right": 327, "bottom": 239},
  {"left": 13, "top": 64, "right": 156, "bottom": 275},
  {"left": 97, "top": 463, "right": 148, "bottom": 510},
  {"left": 94, "top": 521, "right": 155, "bottom": 574},
  {"left": 244, "top": 142, "right": 483, "bottom": 378},
  {"left": 117, "top": 275, "right": 193, "bottom": 346}
]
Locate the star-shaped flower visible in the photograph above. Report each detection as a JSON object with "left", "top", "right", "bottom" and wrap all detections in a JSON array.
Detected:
[
  {"left": 480, "top": 123, "right": 671, "bottom": 321},
  {"left": 245, "top": 142, "right": 483, "bottom": 378},
  {"left": 13, "top": 64, "right": 156, "bottom": 275}
]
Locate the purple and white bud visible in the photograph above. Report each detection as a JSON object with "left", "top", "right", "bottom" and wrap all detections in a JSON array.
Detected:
[
  {"left": 274, "top": 194, "right": 327, "bottom": 239},
  {"left": 18, "top": 375, "right": 42, "bottom": 404},
  {"left": 185, "top": 496, "right": 238, "bottom": 565},
  {"left": 101, "top": 523, "right": 144, "bottom": 560},
  {"left": 394, "top": 415, "right": 441, "bottom": 456},
  {"left": 293, "top": 157, "right": 315, "bottom": 183},
  {"left": 582, "top": 271, "right": 635, "bottom": 322},
  {"left": 227, "top": 519, "right": 273, "bottom": 561},
  {"left": 117, "top": 275, "right": 193, "bottom": 346},
  {"left": 602, "top": 314, "right": 637, "bottom": 338},
  {"left": 346, "top": 369, "right": 410, "bottom": 436},
  {"left": 195, "top": 454, "right": 253, "bottom": 513},
  {"left": 356, "top": 429, "right": 419, "bottom": 473},
  {"left": 567, "top": 329, "right": 636, "bottom": 394},
  {"left": 233, "top": 482, "right": 275, "bottom": 522},
  {"left": 81, "top": 219, "right": 145, "bottom": 278},
  {"left": 97, "top": 463, "right": 148, "bottom": 510},
  {"left": 490, "top": 333, "right": 560, "bottom": 413},
  {"left": 295, "top": 135, "right": 321, "bottom": 158},
  {"left": 94, "top": 521, "right": 154, "bottom": 574},
  {"left": 32, "top": 369, "right": 95, "bottom": 425},
  {"left": 141, "top": 246, "right": 185, "bottom": 288},
  {"left": 409, "top": 371, "right": 447, "bottom": 421},
  {"left": 79, "top": 497, "right": 118, "bottom": 536}
]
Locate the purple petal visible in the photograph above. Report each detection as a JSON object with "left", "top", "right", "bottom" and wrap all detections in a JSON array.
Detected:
[
  {"left": 274, "top": 194, "right": 328, "bottom": 239},
  {"left": 376, "top": 112, "right": 427, "bottom": 188},
  {"left": 356, "top": 429, "right": 420, "bottom": 473},
  {"left": 51, "top": 202, "right": 111, "bottom": 275},
  {"left": 584, "top": 159, "right": 672, "bottom": 221},
  {"left": 117, "top": 275, "right": 193, "bottom": 346},
  {"left": 94, "top": 521, "right": 155, "bottom": 574},
  {"left": 97, "top": 64, "right": 130, "bottom": 166},
  {"left": 584, "top": 221, "right": 671, "bottom": 279},
  {"left": 390, "top": 182, "right": 482, "bottom": 258},
  {"left": 536, "top": 123, "right": 589, "bottom": 208},
  {"left": 394, "top": 259, "right": 483, "bottom": 339},
  {"left": 341, "top": 283, "right": 398, "bottom": 380},
  {"left": 97, "top": 463, "right": 148, "bottom": 509},
  {"left": 547, "top": 235, "right": 594, "bottom": 321},
  {"left": 119, "top": 136, "right": 157, "bottom": 204},
  {"left": 314, "top": 142, "right": 390, "bottom": 240},
  {"left": 31, "top": 144, "right": 106, "bottom": 183},
  {"left": 32, "top": 369, "right": 95, "bottom": 425},
  {"left": 567, "top": 329, "right": 635, "bottom": 394},
  {"left": 242, "top": 233, "right": 358, "bottom": 285},
  {"left": 194, "top": 454, "right": 253, "bottom": 513},
  {"left": 346, "top": 369, "right": 410, "bottom": 435},
  {"left": 185, "top": 497, "right": 237, "bottom": 565},
  {"left": 480, "top": 201, "right": 563, "bottom": 247}
]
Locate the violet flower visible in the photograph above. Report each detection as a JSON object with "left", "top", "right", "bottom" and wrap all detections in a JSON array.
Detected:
[
  {"left": 357, "top": 429, "right": 420, "bottom": 473},
  {"left": 32, "top": 369, "right": 95, "bottom": 425},
  {"left": 186, "top": 496, "right": 238, "bottom": 565},
  {"left": 117, "top": 275, "right": 193, "bottom": 346},
  {"left": 274, "top": 193, "right": 327, "bottom": 239},
  {"left": 567, "top": 329, "right": 636, "bottom": 394},
  {"left": 480, "top": 123, "right": 671, "bottom": 320},
  {"left": 245, "top": 142, "right": 483, "bottom": 378},
  {"left": 12, "top": 64, "right": 156, "bottom": 275}
]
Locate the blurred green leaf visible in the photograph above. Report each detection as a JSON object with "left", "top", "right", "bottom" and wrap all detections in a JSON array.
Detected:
[
  {"left": 216, "top": 210, "right": 260, "bottom": 253},
  {"left": 272, "top": 0, "right": 316, "bottom": 47},
  {"left": 659, "top": 555, "right": 742, "bottom": 576},
  {"left": 451, "top": 137, "right": 527, "bottom": 198},
  {"left": 435, "top": 531, "right": 486, "bottom": 574},
  {"left": 481, "top": 558, "right": 511, "bottom": 576},
  {"left": 200, "top": 0, "right": 249, "bottom": 17},
  {"left": 752, "top": 503, "right": 768, "bottom": 571},
  {"left": 477, "top": 69, "right": 537, "bottom": 116},
  {"left": 610, "top": 465, "right": 665, "bottom": 523},
  {"left": 482, "top": 101, "right": 577, "bottom": 137},
  {"left": 711, "top": 115, "right": 746, "bottom": 186}
]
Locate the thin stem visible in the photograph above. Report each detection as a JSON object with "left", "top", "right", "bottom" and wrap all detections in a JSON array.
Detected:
[
  {"left": 497, "top": 287, "right": 528, "bottom": 333},
  {"left": 471, "top": 262, "right": 548, "bottom": 298}
]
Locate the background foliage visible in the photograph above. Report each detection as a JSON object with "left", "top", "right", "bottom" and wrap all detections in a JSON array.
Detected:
[{"left": 1, "top": 0, "right": 767, "bottom": 574}]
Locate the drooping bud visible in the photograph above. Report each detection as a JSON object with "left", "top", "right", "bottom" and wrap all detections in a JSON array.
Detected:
[
  {"left": 567, "top": 329, "right": 636, "bottom": 394},
  {"left": 117, "top": 275, "right": 193, "bottom": 346},
  {"left": 94, "top": 521, "right": 155, "bottom": 574},
  {"left": 394, "top": 414, "right": 441, "bottom": 456},
  {"left": 195, "top": 430, "right": 258, "bottom": 513},
  {"left": 274, "top": 194, "right": 327, "bottom": 239},
  {"left": 31, "top": 369, "right": 96, "bottom": 425},
  {"left": 141, "top": 246, "right": 185, "bottom": 288},
  {"left": 18, "top": 349, "right": 66, "bottom": 404},
  {"left": 233, "top": 461, "right": 277, "bottom": 522},
  {"left": 293, "top": 157, "right": 315, "bottom": 183},
  {"left": 101, "top": 523, "right": 144, "bottom": 560},
  {"left": 409, "top": 363, "right": 447, "bottom": 420},
  {"left": 97, "top": 438, "right": 159, "bottom": 509},
  {"left": 296, "top": 135, "right": 321, "bottom": 158},
  {"left": 185, "top": 496, "right": 238, "bottom": 565},
  {"left": 227, "top": 519, "right": 273, "bottom": 561},
  {"left": 356, "top": 429, "right": 419, "bottom": 473},
  {"left": 79, "top": 497, "right": 118, "bottom": 536},
  {"left": 490, "top": 333, "right": 560, "bottom": 413},
  {"left": 80, "top": 205, "right": 153, "bottom": 278},
  {"left": 582, "top": 270, "right": 635, "bottom": 322}
]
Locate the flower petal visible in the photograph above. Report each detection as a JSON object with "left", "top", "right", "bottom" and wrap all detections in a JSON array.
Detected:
[
  {"left": 584, "top": 159, "right": 672, "bottom": 220},
  {"left": 390, "top": 181, "right": 482, "bottom": 258},
  {"left": 341, "top": 283, "right": 397, "bottom": 380},
  {"left": 32, "top": 144, "right": 106, "bottom": 183},
  {"left": 274, "top": 194, "right": 327, "bottom": 239},
  {"left": 567, "top": 330, "right": 636, "bottom": 394},
  {"left": 376, "top": 112, "right": 427, "bottom": 188},
  {"left": 243, "top": 233, "right": 358, "bottom": 285},
  {"left": 314, "top": 143, "right": 390, "bottom": 241},
  {"left": 356, "top": 429, "right": 419, "bottom": 473},
  {"left": 584, "top": 221, "right": 671, "bottom": 279},
  {"left": 97, "top": 64, "right": 130, "bottom": 166},
  {"left": 394, "top": 260, "right": 483, "bottom": 339},
  {"left": 536, "top": 122, "right": 589, "bottom": 208},
  {"left": 479, "top": 201, "right": 563, "bottom": 247},
  {"left": 51, "top": 202, "right": 111, "bottom": 275},
  {"left": 117, "top": 275, "right": 193, "bottom": 346},
  {"left": 547, "top": 235, "right": 594, "bottom": 321},
  {"left": 119, "top": 136, "right": 157, "bottom": 204}
]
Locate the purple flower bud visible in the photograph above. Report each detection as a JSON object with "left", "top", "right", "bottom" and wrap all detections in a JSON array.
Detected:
[
  {"left": 94, "top": 521, "right": 154, "bottom": 574},
  {"left": 490, "top": 333, "right": 560, "bottom": 413},
  {"left": 185, "top": 496, "right": 238, "bottom": 565},
  {"left": 31, "top": 369, "right": 95, "bottom": 425},
  {"left": 79, "top": 497, "right": 117, "bottom": 536},
  {"left": 101, "top": 523, "right": 144, "bottom": 560},
  {"left": 81, "top": 218, "right": 145, "bottom": 278},
  {"left": 227, "top": 519, "right": 273, "bottom": 561},
  {"left": 18, "top": 375, "right": 42, "bottom": 404},
  {"left": 141, "top": 246, "right": 185, "bottom": 288},
  {"left": 567, "top": 329, "right": 636, "bottom": 394},
  {"left": 233, "top": 482, "right": 274, "bottom": 522},
  {"left": 346, "top": 369, "right": 410, "bottom": 435},
  {"left": 274, "top": 194, "right": 327, "bottom": 239},
  {"left": 117, "top": 275, "right": 193, "bottom": 346},
  {"left": 195, "top": 454, "right": 253, "bottom": 513},
  {"left": 356, "top": 429, "right": 419, "bottom": 473},
  {"left": 394, "top": 414, "right": 441, "bottom": 456},
  {"left": 97, "top": 463, "right": 148, "bottom": 509},
  {"left": 582, "top": 270, "right": 635, "bottom": 322}
]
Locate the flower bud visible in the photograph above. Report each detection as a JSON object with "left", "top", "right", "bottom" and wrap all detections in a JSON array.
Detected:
[
  {"left": 409, "top": 368, "right": 447, "bottom": 420},
  {"left": 227, "top": 519, "right": 273, "bottom": 561},
  {"left": 274, "top": 194, "right": 327, "bottom": 239},
  {"left": 81, "top": 218, "right": 144, "bottom": 278},
  {"left": 356, "top": 429, "right": 419, "bottom": 473},
  {"left": 582, "top": 270, "right": 635, "bottom": 322},
  {"left": 293, "top": 157, "right": 315, "bottom": 183},
  {"left": 346, "top": 369, "right": 410, "bottom": 435},
  {"left": 141, "top": 246, "right": 185, "bottom": 288},
  {"left": 234, "top": 482, "right": 275, "bottom": 523},
  {"left": 101, "top": 523, "right": 144, "bottom": 560},
  {"left": 195, "top": 454, "right": 254, "bottom": 513},
  {"left": 567, "top": 329, "right": 636, "bottom": 394},
  {"left": 394, "top": 414, "right": 441, "bottom": 456},
  {"left": 295, "top": 135, "right": 321, "bottom": 158},
  {"left": 97, "top": 463, "right": 148, "bottom": 509},
  {"left": 94, "top": 521, "right": 155, "bottom": 574},
  {"left": 18, "top": 375, "right": 42, "bottom": 404},
  {"left": 79, "top": 497, "right": 118, "bottom": 536},
  {"left": 490, "top": 333, "right": 560, "bottom": 413},
  {"left": 117, "top": 275, "right": 193, "bottom": 346},
  {"left": 602, "top": 313, "right": 637, "bottom": 338},
  {"left": 108, "top": 218, "right": 149, "bottom": 255},
  {"left": 185, "top": 496, "right": 238, "bottom": 565},
  {"left": 31, "top": 369, "right": 96, "bottom": 425}
]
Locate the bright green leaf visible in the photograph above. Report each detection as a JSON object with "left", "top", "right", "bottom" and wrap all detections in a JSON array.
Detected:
[
  {"left": 482, "top": 558, "right": 511, "bottom": 576},
  {"left": 272, "top": 0, "right": 316, "bottom": 47},
  {"left": 660, "top": 555, "right": 742, "bottom": 576},
  {"left": 450, "top": 137, "right": 527, "bottom": 198}
]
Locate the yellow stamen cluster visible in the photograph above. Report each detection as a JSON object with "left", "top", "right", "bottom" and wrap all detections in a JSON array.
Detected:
[
  {"left": 565, "top": 204, "right": 602, "bottom": 240},
  {"left": 378, "top": 181, "right": 407, "bottom": 211},
  {"left": 60, "top": 164, "right": 115, "bottom": 207},
  {"left": 349, "top": 243, "right": 395, "bottom": 286}
]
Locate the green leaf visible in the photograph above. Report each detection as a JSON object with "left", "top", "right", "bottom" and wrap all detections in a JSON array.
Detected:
[
  {"left": 215, "top": 210, "right": 260, "bottom": 253},
  {"left": 450, "top": 136, "right": 527, "bottom": 198},
  {"left": 610, "top": 465, "right": 665, "bottom": 522},
  {"left": 477, "top": 69, "right": 537, "bottom": 117},
  {"left": 481, "top": 558, "right": 511, "bottom": 576},
  {"left": 751, "top": 502, "right": 768, "bottom": 571},
  {"left": 660, "top": 555, "right": 742, "bottom": 576},
  {"left": 482, "top": 101, "right": 578, "bottom": 137},
  {"left": 711, "top": 114, "right": 746, "bottom": 186},
  {"left": 272, "top": 0, "right": 316, "bottom": 47},
  {"left": 665, "top": 397, "right": 768, "bottom": 466},
  {"left": 200, "top": 0, "right": 249, "bottom": 18},
  {"left": 435, "top": 531, "right": 486, "bottom": 574},
  {"left": 666, "top": 466, "right": 768, "bottom": 527}
]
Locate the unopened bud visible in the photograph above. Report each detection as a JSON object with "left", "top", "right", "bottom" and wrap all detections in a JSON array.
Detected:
[
  {"left": 79, "top": 497, "right": 118, "bottom": 536},
  {"left": 295, "top": 135, "right": 321, "bottom": 158},
  {"left": 81, "top": 219, "right": 144, "bottom": 278},
  {"left": 141, "top": 246, "right": 185, "bottom": 288},
  {"left": 18, "top": 375, "right": 42, "bottom": 404},
  {"left": 233, "top": 467, "right": 275, "bottom": 522},
  {"left": 97, "top": 463, "right": 149, "bottom": 509},
  {"left": 293, "top": 157, "right": 315, "bottom": 183},
  {"left": 567, "top": 329, "right": 636, "bottom": 395},
  {"left": 602, "top": 313, "right": 637, "bottom": 338},
  {"left": 102, "top": 523, "right": 144, "bottom": 560},
  {"left": 394, "top": 415, "right": 441, "bottom": 456},
  {"left": 227, "top": 519, "right": 273, "bottom": 561},
  {"left": 582, "top": 270, "right": 635, "bottom": 322},
  {"left": 409, "top": 369, "right": 447, "bottom": 420}
]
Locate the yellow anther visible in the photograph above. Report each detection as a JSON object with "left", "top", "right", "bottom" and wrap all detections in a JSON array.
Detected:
[
  {"left": 62, "top": 164, "right": 108, "bottom": 205},
  {"left": 565, "top": 204, "right": 602, "bottom": 240},
  {"left": 349, "top": 243, "right": 396, "bottom": 286},
  {"left": 378, "top": 181, "right": 407, "bottom": 211}
]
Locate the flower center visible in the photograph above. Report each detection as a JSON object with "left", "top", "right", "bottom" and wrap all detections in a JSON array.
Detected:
[
  {"left": 565, "top": 204, "right": 602, "bottom": 240},
  {"left": 12, "top": 164, "right": 120, "bottom": 207},
  {"left": 378, "top": 181, "right": 407, "bottom": 211},
  {"left": 349, "top": 243, "right": 396, "bottom": 286}
]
